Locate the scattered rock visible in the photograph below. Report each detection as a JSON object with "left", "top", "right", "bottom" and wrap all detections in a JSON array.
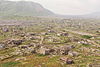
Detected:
[
  {"left": 48, "top": 30, "right": 55, "bottom": 33},
  {"left": 41, "top": 32, "right": 48, "bottom": 35},
  {"left": 0, "top": 44, "right": 6, "bottom": 50},
  {"left": 52, "top": 45, "right": 74, "bottom": 55},
  {"left": 15, "top": 57, "right": 26, "bottom": 61},
  {"left": 38, "top": 47, "right": 50, "bottom": 55},
  {"left": 7, "top": 39, "right": 23, "bottom": 46},
  {"left": 29, "top": 36, "right": 41, "bottom": 40},
  {"left": 68, "top": 51, "right": 79, "bottom": 57},
  {"left": 19, "top": 33, "right": 25, "bottom": 37},
  {"left": 88, "top": 63, "right": 100, "bottom": 67},
  {"left": 2, "top": 28, "right": 9, "bottom": 32},
  {"left": 0, "top": 54, "right": 14, "bottom": 61},
  {"left": 70, "top": 37, "right": 79, "bottom": 42},
  {"left": 26, "top": 33, "right": 36, "bottom": 36},
  {"left": 57, "top": 32, "right": 69, "bottom": 36},
  {"left": 60, "top": 57, "right": 74, "bottom": 64},
  {"left": 78, "top": 39, "right": 92, "bottom": 45}
]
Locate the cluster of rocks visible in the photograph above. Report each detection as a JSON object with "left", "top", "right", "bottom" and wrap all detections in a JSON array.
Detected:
[
  {"left": 6, "top": 39, "right": 24, "bottom": 47},
  {"left": 0, "top": 39, "right": 24, "bottom": 50},
  {"left": 78, "top": 39, "right": 92, "bottom": 45},
  {"left": 57, "top": 32, "right": 69, "bottom": 36},
  {"left": 10, "top": 44, "right": 78, "bottom": 57},
  {"left": 0, "top": 44, "right": 77, "bottom": 64}
]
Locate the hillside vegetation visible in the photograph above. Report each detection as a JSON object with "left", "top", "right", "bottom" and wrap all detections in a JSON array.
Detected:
[{"left": 0, "top": 17, "right": 100, "bottom": 67}]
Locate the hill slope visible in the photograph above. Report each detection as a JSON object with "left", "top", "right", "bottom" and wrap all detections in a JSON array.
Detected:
[{"left": 0, "top": 0, "right": 54, "bottom": 16}]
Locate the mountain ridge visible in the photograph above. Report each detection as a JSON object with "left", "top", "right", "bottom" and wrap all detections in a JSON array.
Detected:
[{"left": 0, "top": 0, "right": 55, "bottom": 17}]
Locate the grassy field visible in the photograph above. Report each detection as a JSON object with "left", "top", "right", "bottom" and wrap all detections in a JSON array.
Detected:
[{"left": 0, "top": 17, "right": 100, "bottom": 67}]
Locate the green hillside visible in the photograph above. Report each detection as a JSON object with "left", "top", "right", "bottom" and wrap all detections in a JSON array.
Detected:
[{"left": 0, "top": 0, "right": 54, "bottom": 16}]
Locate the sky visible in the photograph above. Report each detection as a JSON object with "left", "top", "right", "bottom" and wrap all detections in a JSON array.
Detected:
[{"left": 9, "top": 0, "right": 100, "bottom": 15}]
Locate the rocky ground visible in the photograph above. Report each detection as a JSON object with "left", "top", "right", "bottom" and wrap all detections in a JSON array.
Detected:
[{"left": 0, "top": 17, "right": 100, "bottom": 67}]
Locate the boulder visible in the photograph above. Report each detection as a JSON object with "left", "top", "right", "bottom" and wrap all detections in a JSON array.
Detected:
[
  {"left": 29, "top": 36, "right": 41, "bottom": 40},
  {"left": 78, "top": 39, "right": 92, "bottom": 45},
  {"left": 41, "top": 32, "right": 48, "bottom": 35},
  {"left": 60, "top": 57, "right": 74, "bottom": 64},
  {"left": 7, "top": 39, "right": 23, "bottom": 46},
  {"left": 53, "top": 45, "right": 74, "bottom": 55},
  {"left": 68, "top": 51, "right": 79, "bottom": 57},
  {"left": 15, "top": 57, "right": 26, "bottom": 61},
  {"left": 2, "top": 28, "right": 9, "bottom": 32},
  {"left": 19, "top": 33, "right": 25, "bottom": 37},
  {"left": 20, "top": 46, "right": 36, "bottom": 55},
  {"left": 70, "top": 38, "right": 79, "bottom": 42},
  {"left": 57, "top": 32, "right": 69, "bottom": 36},
  {"left": 26, "top": 33, "right": 36, "bottom": 36},
  {"left": 48, "top": 30, "right": 55, "bottom": 33},
  {"left": 38, "top": 47, "right": 50, "bottom": 55},
  {"left": 0, "top": 44, "right": 6, "bottom": 50}
]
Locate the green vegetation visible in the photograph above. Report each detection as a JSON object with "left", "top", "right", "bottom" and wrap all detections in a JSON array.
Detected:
[
  {"left": 0, "top": 0, "right": 54, "bottom": 17},
  {"left": 0, "top": 62, "right": 20, "bottom": 67},
  {"left": 81, "top": 35, "right": 92, "bottom": 39},
  {"left": 82, "top": 44, "right": 91, "bottom": 47}
]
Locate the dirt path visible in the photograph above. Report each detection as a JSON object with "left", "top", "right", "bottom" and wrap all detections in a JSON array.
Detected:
[{"left": 66, "top": 30, "right": 95, "bottom": 36}]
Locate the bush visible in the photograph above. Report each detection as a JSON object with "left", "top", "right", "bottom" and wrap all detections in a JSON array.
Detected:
[{"left": 81, "top": 35, "right": 92, "bottom": 39}]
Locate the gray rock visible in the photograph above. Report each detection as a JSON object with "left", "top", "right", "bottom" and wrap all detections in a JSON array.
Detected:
[
  {"left": 57, "top": 32, "right": 69, "bottom": 36},
  {"left": 0, "top": 44, "right": 6, "bottom": 50},
  {"left": 15, "top": 57, "right": 26, "bottom": 61},
  {"left": 7, "top": 39, "right": 23, "bottom": 46},
  {"left": 26, "top": 33, "right": 36, "bottom": 36},
  {"left": 38, "top": 47, "right": 50, "bottom": 55},
  {"left": 60, "top": 57, "right": 74, "bottom": 64},
  {"left": 52, "top": 45, "right": 74, "bottom": 55},
  {"left": 68, "top": 51, "right": 79, "bottom": 57},
  {"left": 2, "top": 28, "right": 9, "bottom": 32}
]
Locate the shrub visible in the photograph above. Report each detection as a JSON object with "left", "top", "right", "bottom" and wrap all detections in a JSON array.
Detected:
[{"left": 81, "top": 35, "right": 92, "bottom": 39}]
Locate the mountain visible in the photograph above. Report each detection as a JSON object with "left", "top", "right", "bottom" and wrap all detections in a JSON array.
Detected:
[{"left": 0, "top": 0, "right": 54, "bottom": 17}]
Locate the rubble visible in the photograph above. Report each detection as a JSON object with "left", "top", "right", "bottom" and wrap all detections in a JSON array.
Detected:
[
  {"left": 37, "top": 47, "right": 51, "bottom": 55},
  {"left": 7, "top": 39, "right": 23, "bottom": 46},
  {"left": 60, "top": 57, "right": 74, "bottom": 64},
  {"left": 78, "top": 39, "right": 92, "bottom": 45}
]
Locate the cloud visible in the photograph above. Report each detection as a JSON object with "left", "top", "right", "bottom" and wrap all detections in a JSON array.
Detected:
[{"left": 9, "top": 0, "right": 100, "bottom": 15}]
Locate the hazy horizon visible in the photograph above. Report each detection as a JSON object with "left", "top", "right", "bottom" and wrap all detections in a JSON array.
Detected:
[{"left": 5, "top": 0, "right": 100, "bottom": 15}]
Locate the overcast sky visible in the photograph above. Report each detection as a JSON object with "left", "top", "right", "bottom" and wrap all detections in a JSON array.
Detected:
[{"left": 9, "top": 0, "right": 100, "bottom": 15}]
